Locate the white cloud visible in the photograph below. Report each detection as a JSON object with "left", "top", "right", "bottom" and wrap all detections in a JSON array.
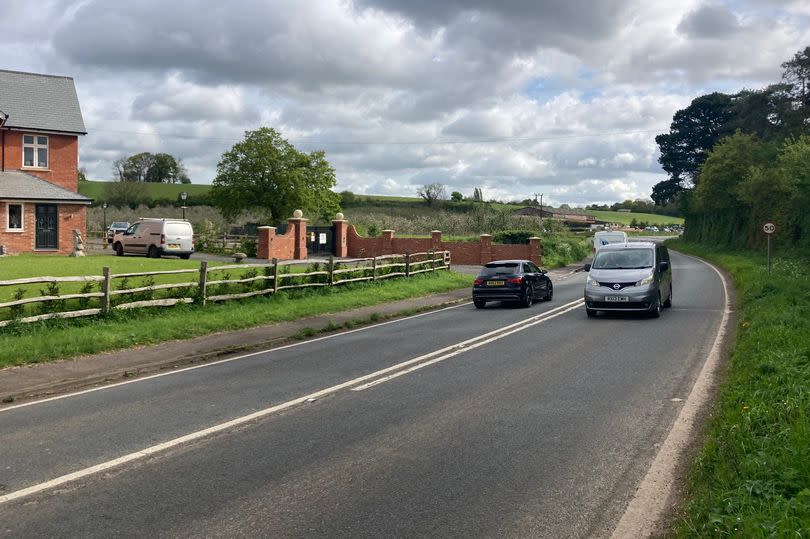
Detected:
[{"left": 2, "top": 0, "right": 808, "bottom": 205}]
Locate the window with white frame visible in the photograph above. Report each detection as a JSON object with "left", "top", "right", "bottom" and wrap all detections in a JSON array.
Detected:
[
  {"left": 23, "top": 134, "right": 48, "bottom": 168},
  {"left": 6, "top": 203, "right": 23, "bottom": 231}
]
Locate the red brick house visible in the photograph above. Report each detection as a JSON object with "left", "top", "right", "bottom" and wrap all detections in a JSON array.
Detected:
[{"left": 0, "top": 69, "right": 91, "bottom": 255}]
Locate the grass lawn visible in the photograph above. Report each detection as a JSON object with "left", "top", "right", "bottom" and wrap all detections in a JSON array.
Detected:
[
  {"left": 666, "top": 240, "right": 810, "bottom": 535},
  {"left": 0, "top": 267, "right": 471, "bottom": 367}
]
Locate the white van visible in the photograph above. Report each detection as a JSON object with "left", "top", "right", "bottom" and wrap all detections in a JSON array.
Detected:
[
  {"left": 593, "top": 230, "right": 628, "bottom": 252},
  {"left": 113, "top": 218, "right": 195, "bottom": 259}
]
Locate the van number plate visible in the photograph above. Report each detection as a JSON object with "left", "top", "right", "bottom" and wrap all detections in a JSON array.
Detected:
[
  {"left": 168, "top": 243, "right": 180, "bottom": 249},
  {"left": 605, "top": 295, "right": 629, "bottom": 302}
]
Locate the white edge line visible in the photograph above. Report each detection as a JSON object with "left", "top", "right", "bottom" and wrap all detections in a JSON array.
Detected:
[
  {"left": 0, "top": 302, "right": 469, "bottom": 413},
  {"left": 0, "top": 298, "right": 583, "bottom": 505},
  {"left": 352, "top": 302, "right": 584, "bottom": 391},
  {"left": 610, "top": 252, "right": 732, "bottom": 538}
]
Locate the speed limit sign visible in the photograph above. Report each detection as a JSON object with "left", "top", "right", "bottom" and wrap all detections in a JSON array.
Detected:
[{"left": 763, "top": 222, "right": 777, "bottom": 235}]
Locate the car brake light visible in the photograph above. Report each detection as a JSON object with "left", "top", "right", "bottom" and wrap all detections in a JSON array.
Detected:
[
  {"left": 507, "top": 276, "right": 523, "bottom": 284},
  {"left": 160, "top": 234, "right": 166, "bottom": 245},
  {"left": 473, "top": 278, "right": 483, "bottom": 285}
]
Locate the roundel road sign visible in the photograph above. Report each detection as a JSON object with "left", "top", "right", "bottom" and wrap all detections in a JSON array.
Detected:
[{"left": 763, "top": 222, "right": 777, "bottom": 235}]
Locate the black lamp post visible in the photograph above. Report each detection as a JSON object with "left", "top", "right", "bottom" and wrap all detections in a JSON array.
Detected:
[
  {"left": 180, "top": 191, "right": 188, "bottom": 220},
  {"left": 102, "top": 202, "right": 108, "bottom": 248}
]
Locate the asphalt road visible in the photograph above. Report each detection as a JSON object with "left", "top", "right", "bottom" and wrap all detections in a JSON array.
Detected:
[{"left": 0, "top": 250, "right": 725, "bottom": 538}]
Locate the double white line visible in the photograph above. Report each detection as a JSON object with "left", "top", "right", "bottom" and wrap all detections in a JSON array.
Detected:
[
  {"left": 353, "top": 298, "right": 584, "bottom": 391},
  {"left": 0, "top": 298, "right": 582, "bottom": 506}
]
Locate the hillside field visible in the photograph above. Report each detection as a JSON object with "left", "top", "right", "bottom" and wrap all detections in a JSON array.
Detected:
[{"left": 79, "top": 180, "right": 212, "bottom": 202}]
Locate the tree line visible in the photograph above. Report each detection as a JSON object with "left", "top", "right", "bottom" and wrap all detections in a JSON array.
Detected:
[{"left": 654, "top": 46, "right": 810, "bottom": 249}]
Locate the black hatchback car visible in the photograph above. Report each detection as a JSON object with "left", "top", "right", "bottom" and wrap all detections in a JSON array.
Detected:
[{"left": 472, "top": 260, "right": 553, "bottom": 308}]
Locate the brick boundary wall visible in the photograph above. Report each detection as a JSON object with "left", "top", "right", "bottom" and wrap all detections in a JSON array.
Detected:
[
  {"left": 256, "top": 212, "right": 541, "bottom": 266},
  {"left": 343, "top": 224, "right": 541, "bottom": 266},
  {"left": 256, "top": 217, "right": 308, "bottom": 260}
]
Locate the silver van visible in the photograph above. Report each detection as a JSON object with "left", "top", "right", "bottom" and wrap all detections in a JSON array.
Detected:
[
  {"left": 583, "top": 242, "right": 672, "bottom": 318},
  {"left": 113, "top": 218, "right": 194, "bottom": 259}
]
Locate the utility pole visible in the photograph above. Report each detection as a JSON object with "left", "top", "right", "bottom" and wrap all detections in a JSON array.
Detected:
[{"left": 533, "top": 193, "right": 544, "bottom": 229}]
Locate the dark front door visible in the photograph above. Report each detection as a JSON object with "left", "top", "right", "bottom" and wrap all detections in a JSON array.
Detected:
[
  {"left": 35, "top": 204, "right": 59, "bottom": 249},
  {"left": 307, "top": 225, "right": 335, "bottom": 256}
]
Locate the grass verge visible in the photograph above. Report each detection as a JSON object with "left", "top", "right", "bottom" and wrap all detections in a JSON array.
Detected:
[
  {"left": 666, "top": 240, "right": 810, "bottom": 535},
  {"left": 0, "top": 271, "right": 472, "bottom": 368}
]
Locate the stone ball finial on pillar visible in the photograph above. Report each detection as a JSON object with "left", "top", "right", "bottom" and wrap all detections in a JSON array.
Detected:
[
  {"left": 293, "top": 209, "right": 303, "bottom": 219},
  {"left": 335, "top": 212, "right": 344, "bottom": 221}
]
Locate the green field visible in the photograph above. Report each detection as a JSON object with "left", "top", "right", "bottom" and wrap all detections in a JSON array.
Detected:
[
  {"left": 79, "top": 180, "right": 212, "bottom": 202},
  {"left": 589, "top": 210, "right": 683, "bottom": 226}
]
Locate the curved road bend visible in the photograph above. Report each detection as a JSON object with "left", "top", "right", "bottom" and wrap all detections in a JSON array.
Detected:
[{"left": 0, "top": 251, "right": 725, "bottom": 538}]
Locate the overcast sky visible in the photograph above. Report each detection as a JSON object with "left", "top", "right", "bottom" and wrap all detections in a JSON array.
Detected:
[{"left": 4, "top": 0, "right": 809, "bottom": 206}]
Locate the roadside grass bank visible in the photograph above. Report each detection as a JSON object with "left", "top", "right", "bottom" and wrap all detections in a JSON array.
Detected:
[
  {"left": 666, "top": 240, "right": 810, "bottom": 535},
  {"left": 0, "top": 271, "right": 471, "bottom": 368}
]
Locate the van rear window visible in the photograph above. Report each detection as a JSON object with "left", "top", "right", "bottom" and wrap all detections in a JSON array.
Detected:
[{"left": 165, "top": 223, "right": 192, "bottom": 236}]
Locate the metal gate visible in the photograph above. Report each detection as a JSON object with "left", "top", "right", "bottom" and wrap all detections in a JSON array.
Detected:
[
  {"left": 307, "top": 225, "right": 335, "bottom": 256},
  {"left": 35, "top": 204, "right": 58, "bottom": 249}
]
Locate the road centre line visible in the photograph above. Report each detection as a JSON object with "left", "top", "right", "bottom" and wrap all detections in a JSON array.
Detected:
[
  {"left": 0, "top": 302, "right": 468, "bottom": 414},
  {"left": 0, "top": 299, "right": 582, "bottom": 506},
  {"left": 353, "top": 300, "right": 584, "bottom": 391}
]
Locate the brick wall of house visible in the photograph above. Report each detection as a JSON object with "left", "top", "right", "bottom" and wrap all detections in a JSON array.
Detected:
[
  {"left": 0, "top": 202, "right": 86, "bottom": 255},
  {"left": 2, "top": 131, "right": 79, "bottom": 191}
]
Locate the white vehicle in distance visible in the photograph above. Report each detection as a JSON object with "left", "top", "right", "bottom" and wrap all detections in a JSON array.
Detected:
[
  {"left": 593, "top": 230, "right": 628, "bottom": 253},
  {"left": 113, "top": 218, "right": 194, "bottom": 259}
]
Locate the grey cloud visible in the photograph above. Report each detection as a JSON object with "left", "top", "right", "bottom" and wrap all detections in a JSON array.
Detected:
[{"left": 677, "top": 4, "right": 741, "bottom": 38}]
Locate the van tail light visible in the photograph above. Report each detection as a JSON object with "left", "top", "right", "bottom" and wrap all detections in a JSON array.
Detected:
[
  {"left": 507, "top": 276, "right": 524, "bottom": 284},
  {"left": 160, "top": 234, "right": 166, "bottom": 246},
  {"left": 473, "top": 278, "right": 483, "bottom": 286}
]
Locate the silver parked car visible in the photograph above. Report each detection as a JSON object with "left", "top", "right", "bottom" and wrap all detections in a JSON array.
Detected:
[{"left": 583, "top": 242, "right": 672, "bottom": 318}]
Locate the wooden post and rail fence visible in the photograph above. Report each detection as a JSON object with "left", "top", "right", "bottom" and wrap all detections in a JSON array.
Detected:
[{"left": 0, "top": 251, "right": 451, "bottom": 328}]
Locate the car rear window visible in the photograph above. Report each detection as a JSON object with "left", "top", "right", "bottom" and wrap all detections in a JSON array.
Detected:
[
  {"left": 480, "top": 263, "right": 519, "bottom": 276},
  {"left": 165, "top": 223, "right": 192, "bottom": 236},
  {"left": 592, "top": 249, "right": 653, "bottom": 269}
]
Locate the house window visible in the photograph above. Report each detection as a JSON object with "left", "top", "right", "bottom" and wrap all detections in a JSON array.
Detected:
[
  {"left": 6, "top": 203, "right": 24, "bottom": 231},
  {"left": 23, "top": 134, "right": 48, "bottom": 168}
]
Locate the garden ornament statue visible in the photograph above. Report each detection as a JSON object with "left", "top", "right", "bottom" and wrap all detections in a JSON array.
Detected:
[{"left": 71, "top": 229, "right": 86, "bottom": 257}]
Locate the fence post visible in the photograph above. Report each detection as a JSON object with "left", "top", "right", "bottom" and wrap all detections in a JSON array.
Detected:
[
  {"left": 101, "top": 267, "right": 111, "bottom": 314},
  {"left": 264, "top": 263, "right": 273, "bottom": 292},
  {"left": 430, "top": 249, "right": 435, "bottom": 272},
  {"left": 405, "top": 252, "right": 410, "bottom": 277},
  {"left": 198, "top": 260, "right": 208, "bottom": 306},
  {"left": 328, "top": 256, "right": 334, "bottom": 286},
  {"left": 272, "top": 258, "right": 280, "bottom": 293},
  {"left": 372, "top": 256, "right": 377, "bottom": 281}
]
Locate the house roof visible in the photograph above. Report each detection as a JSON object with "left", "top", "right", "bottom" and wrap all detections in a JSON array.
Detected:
[
  {"left": 0, "top": 171, "right": 92, "bottom": 204},
  {"left": 0, "top": 69, "right": 87, "bottom": 135}
]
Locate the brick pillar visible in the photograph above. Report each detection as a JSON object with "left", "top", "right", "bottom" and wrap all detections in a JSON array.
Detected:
[
  {"left": 333, "top": 219, "right": 348, "bottom": 257},
  {"left": 382, "top": 230, "right": 394, "bottom": 255},
  {"left": 479, "top": 234, "right": 492, "bottom": 264},
  {"left": 288, "top": 218, "right": 309, "bottom": 260},
  {"left": 257, "top": 226, "right": 275, "bottom": 260},
  {"left": 431, "top": 230, "right": 442, "bottom": 251},
  {"left": 528, "top": 236, "right": 542, "bottom": 266}
]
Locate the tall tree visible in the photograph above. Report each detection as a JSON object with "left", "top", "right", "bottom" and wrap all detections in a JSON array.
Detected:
[
  {"left": 654, "top": 92, "right": 736, "bottom": 188},
  {"left": 416, "top": 183, "right": 447, "bottom": 205},
  {"left": 781, "top": 45, "right": 810, "bottom": 133},
  {"left": 210, "top": 127, "right": 340, "bottom": 224}
]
